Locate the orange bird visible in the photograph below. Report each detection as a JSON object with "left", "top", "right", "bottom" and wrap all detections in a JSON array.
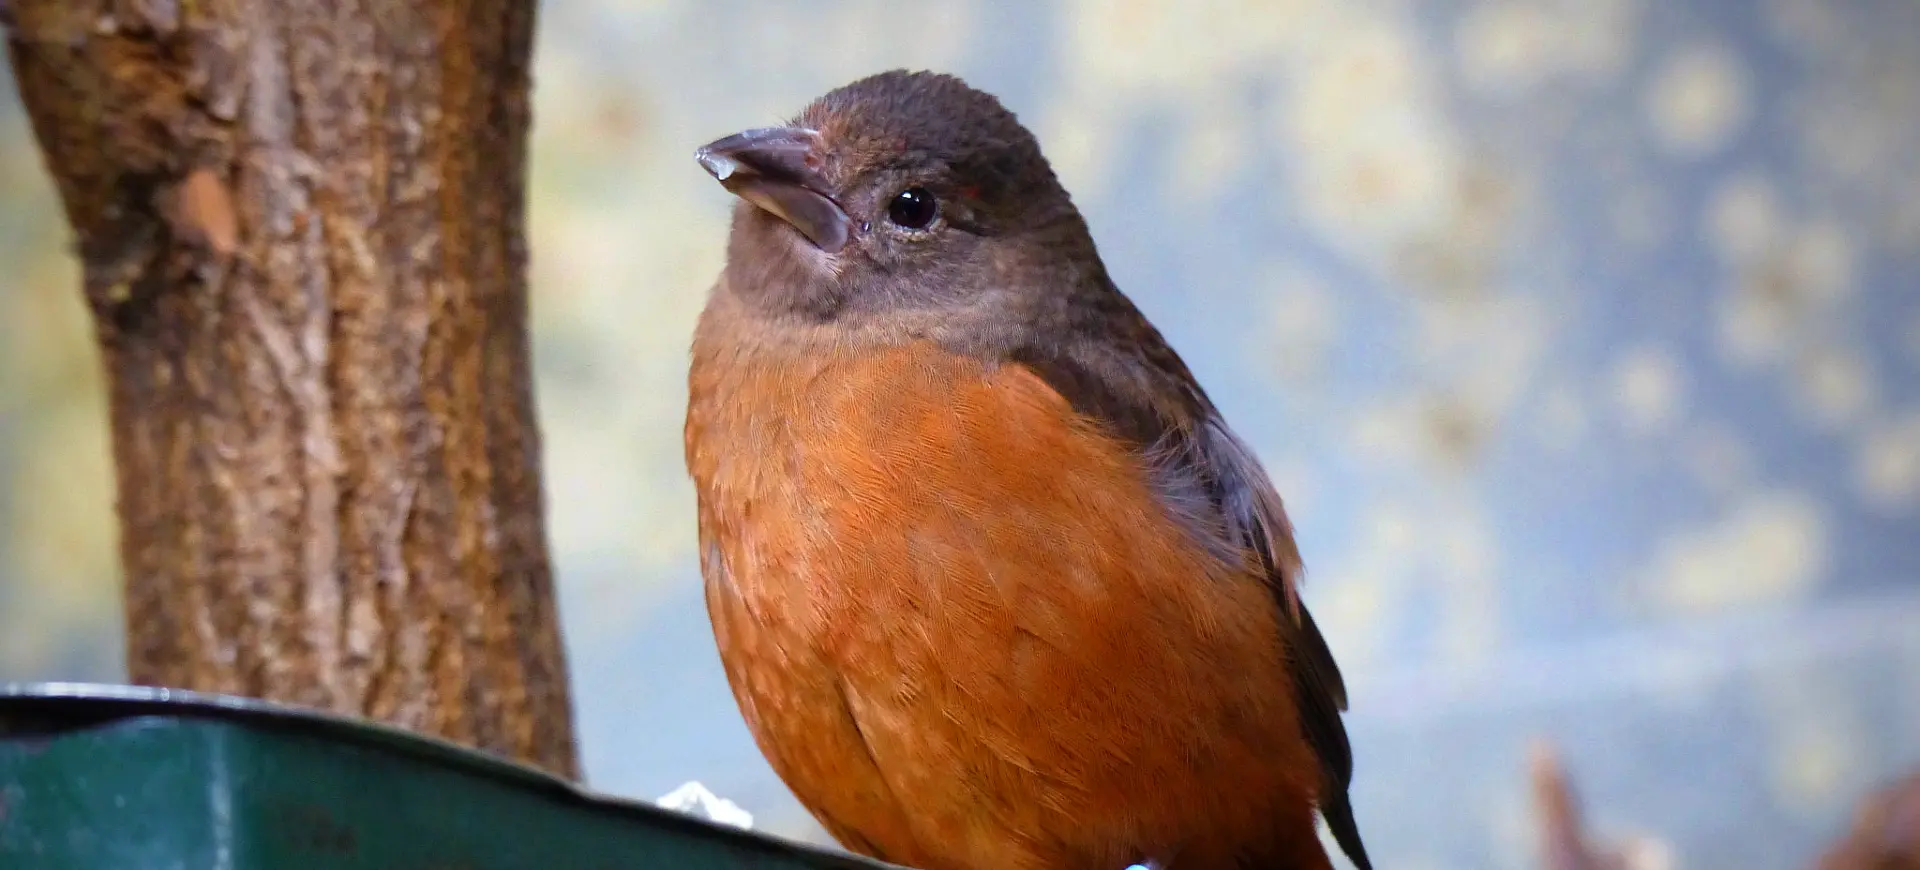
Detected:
[{"left": 685, "top": 70, "right": 1371, "bottom": 870}]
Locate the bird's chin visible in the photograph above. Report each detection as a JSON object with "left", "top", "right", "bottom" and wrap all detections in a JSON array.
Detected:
[
  {"left": 730, "top": 186, "right": 851, "bottom": 256},
  {"left": 735, "top": 205, "right": 848, "bottom": 275},
  {"left": 758, "top": 210, "right": 834, "bottom": 260}
]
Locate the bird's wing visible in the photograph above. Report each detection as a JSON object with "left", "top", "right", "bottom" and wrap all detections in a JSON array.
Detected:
[{"left": 1006, "top": 335, "right": 1372, "bottom": 870}]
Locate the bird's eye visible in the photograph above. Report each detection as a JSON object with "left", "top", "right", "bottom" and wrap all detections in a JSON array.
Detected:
[{"left": 886, "top": 188, "right": 938, "bottom": 230}]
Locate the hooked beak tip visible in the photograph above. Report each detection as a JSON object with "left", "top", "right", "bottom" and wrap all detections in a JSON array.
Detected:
[{"left": 694, "top": 149, "right": 738, "bottom": 182}]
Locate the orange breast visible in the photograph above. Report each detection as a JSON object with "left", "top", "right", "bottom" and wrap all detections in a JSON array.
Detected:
[{"left": 686, "top": 337, "right": 1329, "bottom": 870}]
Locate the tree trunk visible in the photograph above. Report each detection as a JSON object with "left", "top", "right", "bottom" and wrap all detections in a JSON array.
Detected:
[{"left": 2, "top": 0, "right": 579, "bottom": 778}]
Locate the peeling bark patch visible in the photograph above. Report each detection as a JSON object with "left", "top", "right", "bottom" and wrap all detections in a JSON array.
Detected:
[{"left": 160, "top": 167, "right": 239, "bottom": 257}]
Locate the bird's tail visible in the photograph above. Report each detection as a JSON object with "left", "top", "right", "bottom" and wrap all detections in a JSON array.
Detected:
[{"left": 1323, "top": 792, "right": 1373, "bottom": 870}]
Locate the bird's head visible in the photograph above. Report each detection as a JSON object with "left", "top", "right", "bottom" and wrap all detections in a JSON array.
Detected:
[{"left": 696, "top": 70, "right": 1093, "bottom": 325}]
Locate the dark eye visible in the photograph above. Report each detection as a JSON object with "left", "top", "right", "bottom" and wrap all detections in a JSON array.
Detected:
[{"left": 886, "top": 188, "right": 938, "bottom": 230}]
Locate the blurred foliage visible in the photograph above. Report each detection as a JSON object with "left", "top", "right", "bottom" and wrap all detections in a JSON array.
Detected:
[{"left": 3, "top": 1, "right": 1918, "bottom": 868}]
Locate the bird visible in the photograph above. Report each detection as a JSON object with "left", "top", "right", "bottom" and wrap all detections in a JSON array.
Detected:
[{"left": 685, "top": 69, "right": 1371, "bottom": 870}]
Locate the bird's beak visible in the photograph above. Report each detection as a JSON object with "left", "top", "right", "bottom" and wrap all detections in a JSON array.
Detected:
[{"left": 695, "top": 126, "right": 853, "bottom": 254}]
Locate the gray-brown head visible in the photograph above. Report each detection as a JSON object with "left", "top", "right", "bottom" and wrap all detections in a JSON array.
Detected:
[{"left": 695, "top": 70, "right": 1098, "bottom": 326}]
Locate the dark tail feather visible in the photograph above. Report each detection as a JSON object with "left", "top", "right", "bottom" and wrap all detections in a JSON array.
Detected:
[{"left": 1323, "top": 792, "right": 1372, "bottom": 870}]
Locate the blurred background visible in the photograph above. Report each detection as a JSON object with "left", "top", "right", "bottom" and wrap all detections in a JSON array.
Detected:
[{"left": 4, "top": 0, "right": 1918, "bottom": 867}]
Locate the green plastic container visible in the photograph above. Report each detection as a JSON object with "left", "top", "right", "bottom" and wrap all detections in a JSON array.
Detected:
[{"left": 0, "top": 682, "right": 900, "bottom": 869}]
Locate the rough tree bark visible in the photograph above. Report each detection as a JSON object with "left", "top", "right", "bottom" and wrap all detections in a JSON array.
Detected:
[{"left": 2, "top": 0, "right": 578, "bottom": 777}]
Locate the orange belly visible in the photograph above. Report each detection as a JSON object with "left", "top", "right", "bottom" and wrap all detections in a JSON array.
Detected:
[{"left": 688, "top": 339, "right": 1329, "bottom": 870}]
